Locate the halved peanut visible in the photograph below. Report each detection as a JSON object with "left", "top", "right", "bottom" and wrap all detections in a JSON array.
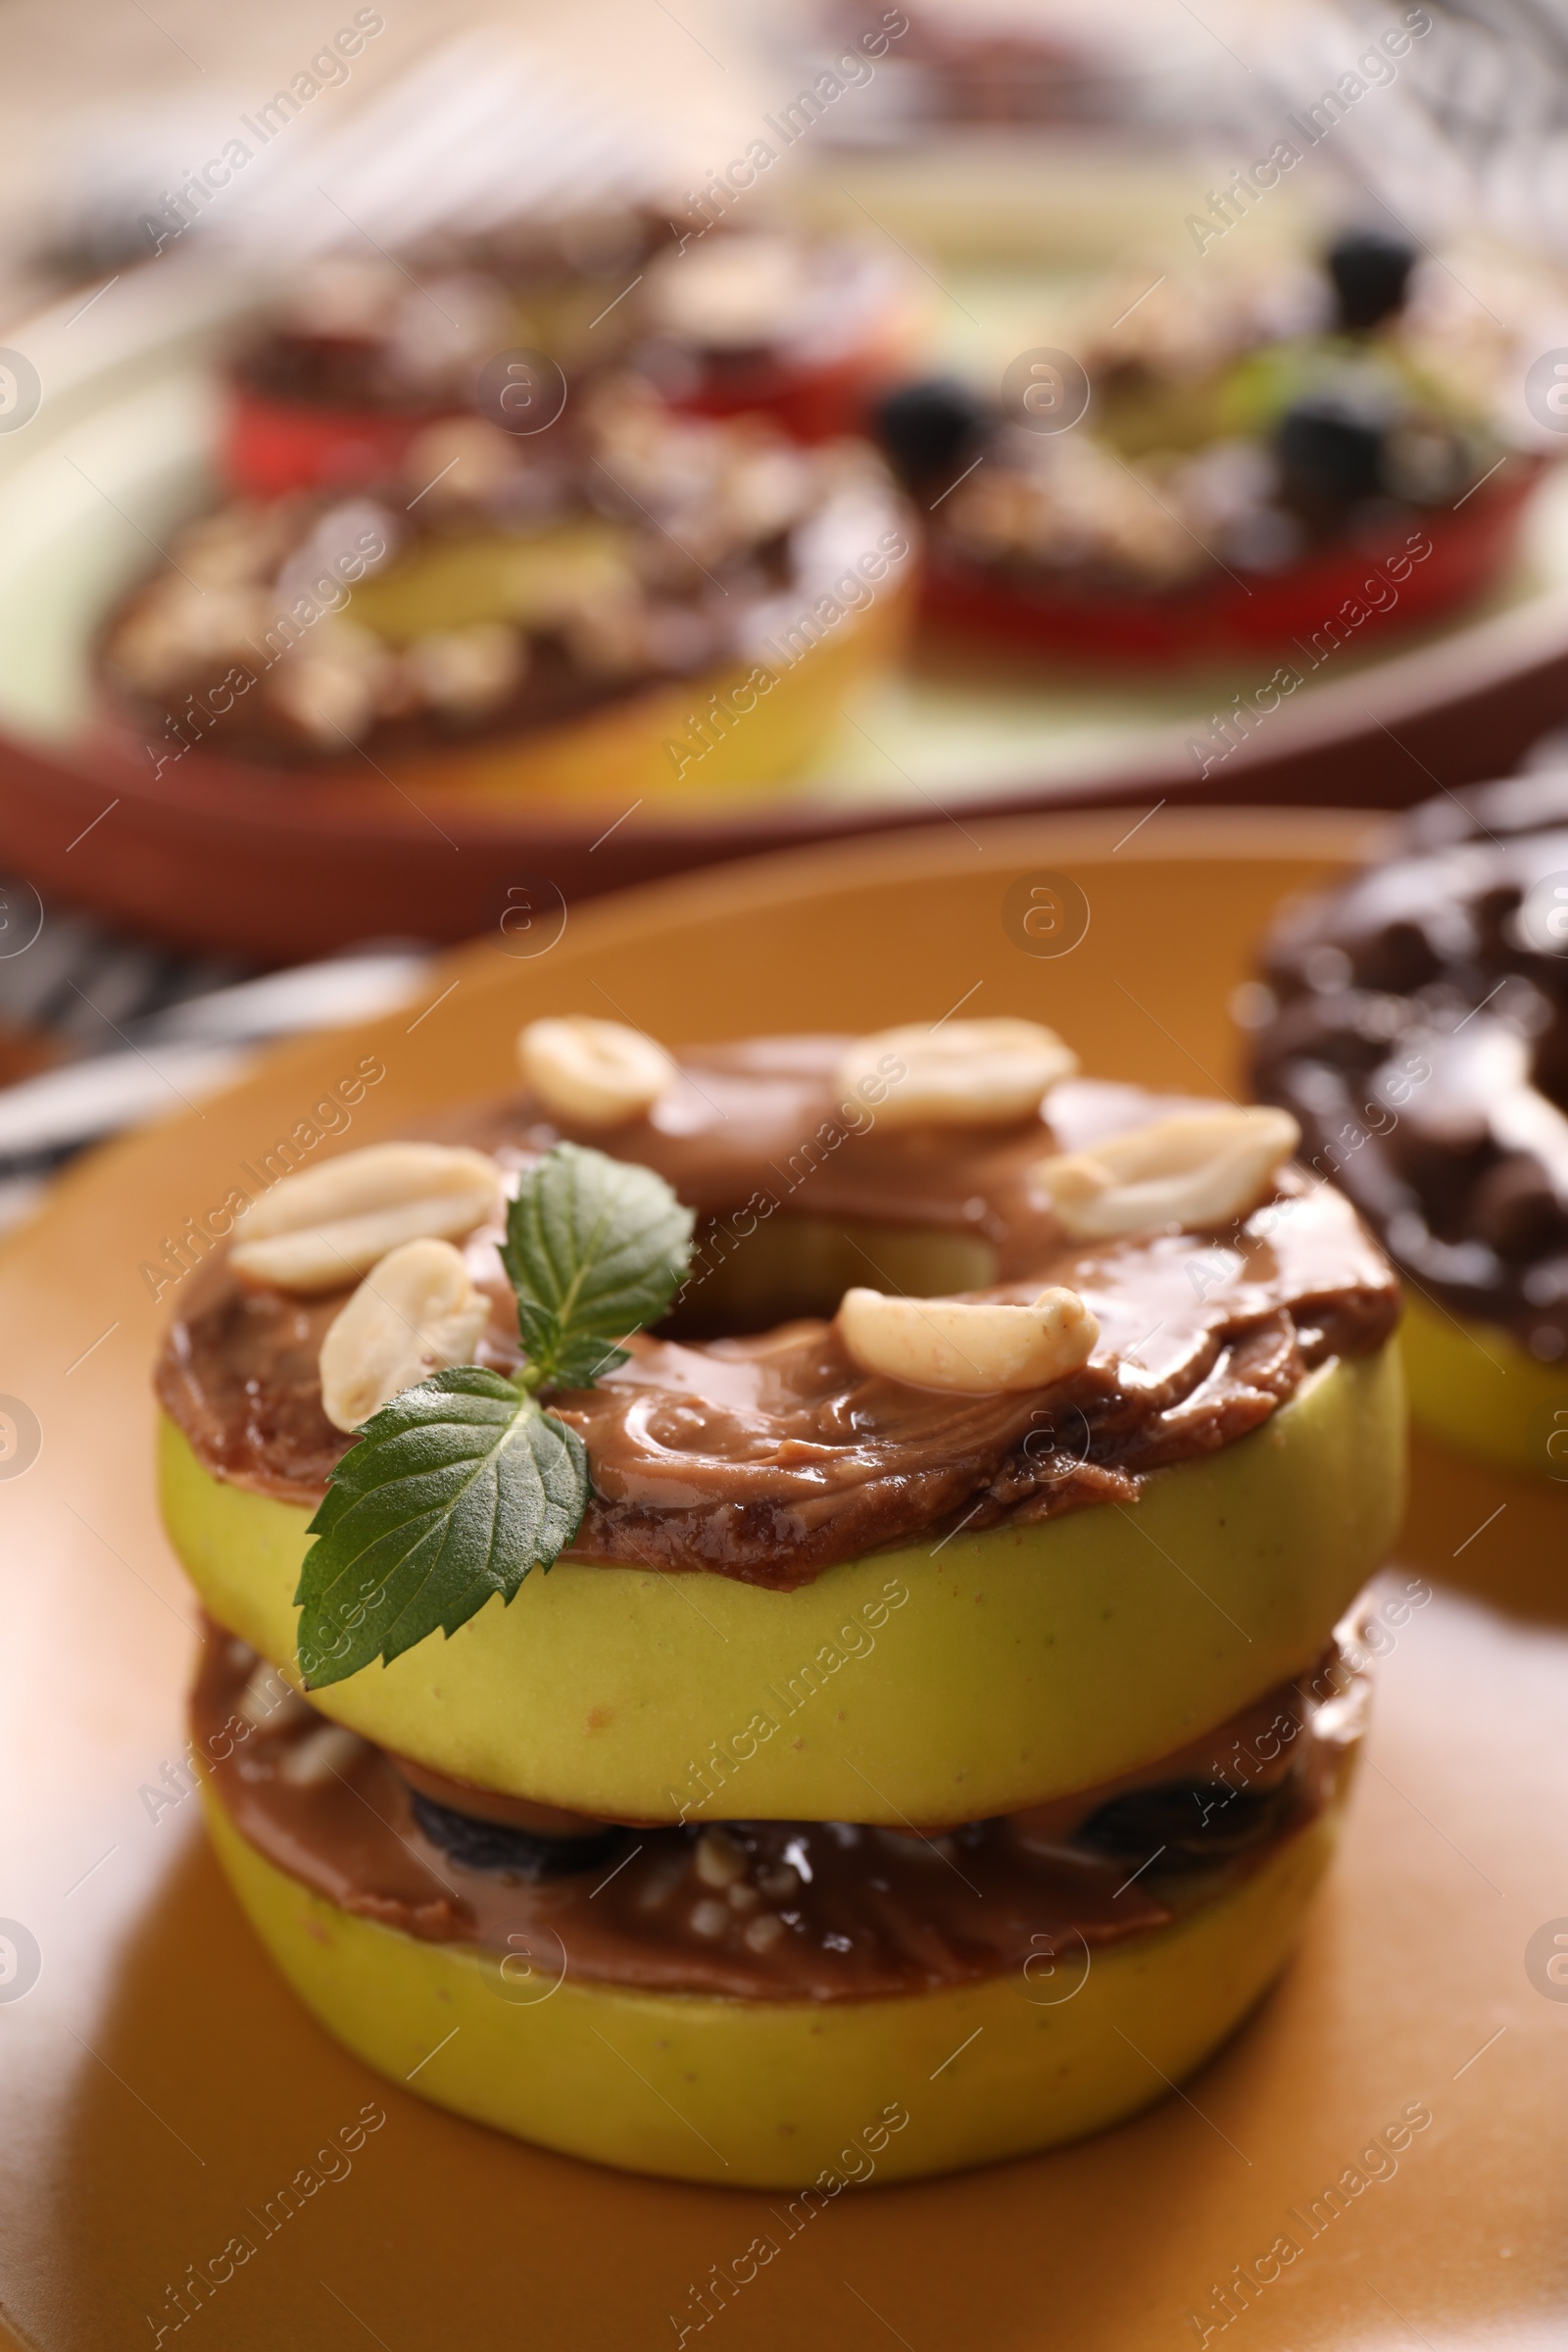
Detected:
[
  {"left": 518, "top": 1015, "right": 675, "bottom": 1127},
  {"left": 228, "top": 1143, "right": 501, "bottom": 1294},
  {"left": 318, "top": 1238, "right": 491, "bottom": 1432},
  {"left": 1033, "top": 1105, "right": 1301, "bottom": 1239},
  {"left": 837, "top": 1284, "right": 1098, "bottom": 1395},
  {"left": 835, "top": 1018, "right": 1078, "bottom": 1129}
]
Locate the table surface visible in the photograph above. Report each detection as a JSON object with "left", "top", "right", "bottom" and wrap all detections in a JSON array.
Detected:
[{"left": 1, "top": 807, "right": 1564, "bottom": 2352}]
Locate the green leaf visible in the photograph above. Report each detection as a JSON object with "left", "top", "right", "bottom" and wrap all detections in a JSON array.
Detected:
[
  {"left": 502, "top": 1140, "right": 695, "bottom": 1392},
  {"left": 292, "top": 1142, "right": 693, "bottom": 1686},
  {"left": 294, "top": 1366, "right": 589, "bottom": 1689}
]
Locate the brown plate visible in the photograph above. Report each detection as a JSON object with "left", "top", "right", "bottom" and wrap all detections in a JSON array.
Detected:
[{"left": 0, "top": 808, "right": 1561, "bottom": 2351}]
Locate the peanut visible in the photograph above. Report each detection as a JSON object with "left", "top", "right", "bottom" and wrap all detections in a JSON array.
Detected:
[
  {"left": 318, "top": 1239, "right": 491, "bottom": 1432},
  {"left": 694, "top": 1827, "right": 748, "bottom": 1887},
  {"left": 228, "top": 1143, "right": 501, "bottom": 1295},
  {"left": 836, "top": 1018, "right": 1077, "bottom": 1128},
  {"left": 837, "top": 1284, "right": 1098, "bottom": 1395},
  {"left": 518, "top": 1015, "right": 675, "bottom": 1127},
  {"left": 409, "top": 621, "right": 525, "bottom": 716},
  {"left": 1033, "top": 1105, "right": 1301, "bottom": 1239}
]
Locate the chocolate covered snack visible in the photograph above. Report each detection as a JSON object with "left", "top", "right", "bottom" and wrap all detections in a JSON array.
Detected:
[
  {"left": 101, "top": 382, "right": 910, "bottom": 790},
  {"left": 156, "top": 1015, "right": 1404, "bottom": 2182},
  {"left": 1249, "top": 771, "right": 1568, "bottom": 1477}
]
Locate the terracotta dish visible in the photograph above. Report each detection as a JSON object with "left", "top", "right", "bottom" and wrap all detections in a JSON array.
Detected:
[{"left": 0, "top": 811, "right": 1559, "bottom": 2346}]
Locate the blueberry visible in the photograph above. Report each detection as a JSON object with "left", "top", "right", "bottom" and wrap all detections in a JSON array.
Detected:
[
  {"left": 1327, "top": 230, "right": 1416, "bottom": 331},
  {"left": 1075, "top": 1779, "right": 1292, "bottom": 1861},
  {"left": 409, "top": 1790, "right": 624, "bottom": 1879},
  {"left": 1275, "top": 393, "right": 1388, "bottom": 504},
  {"left": 874, "top": 376, "right": 988, "bottom": 491}
]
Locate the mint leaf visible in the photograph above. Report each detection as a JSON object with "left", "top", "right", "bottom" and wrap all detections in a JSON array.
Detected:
[
  {"left": 502, "top": 1140, "right": 694, "bottom": 1391},
  {"left": 294, "top": 1367, "right": 588, "bottom": 1688},
  {"left": 293, "top": 1142, "right": 693, "bottom": 1685}
]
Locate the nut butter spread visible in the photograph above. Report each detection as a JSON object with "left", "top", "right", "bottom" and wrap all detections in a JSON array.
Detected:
[
  {"left": 157, "top": 1042, "right": 1397, "bottom": 1589},
  {"left": 195, "top": 1616, "right": 1364, "bottom": 2001}
]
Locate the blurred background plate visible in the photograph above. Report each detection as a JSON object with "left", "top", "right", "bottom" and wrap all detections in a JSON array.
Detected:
[
  {"left": 7, "top": 128, "right": 1568, "bottom": 958},
  {"left": 0, "top": 808, "right": 1562, "bottom": 2352}
]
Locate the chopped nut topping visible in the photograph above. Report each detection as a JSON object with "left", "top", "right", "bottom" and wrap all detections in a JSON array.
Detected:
[
  {"left": 400, "top": 417, "right": 522, "bottom": 504},
  {"left": 408, "top": 621, "right": 524, "bottom": 717},
  {"left": 693, "top": 1827, "right": 748, "bottom": 1888}
]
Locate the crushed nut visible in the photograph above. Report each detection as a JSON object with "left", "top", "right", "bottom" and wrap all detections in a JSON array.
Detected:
[
  {"left": 694, "top": 1827, "right": 748, "bottom": 1888},
  {"left": 837, "top": 1284, "right": 1099, "bottom": 1395},
  {"left": 1033, "top": 1105, "right": 1301, "bottom": 1238},
  {"left": 265, "top": 621, "right": 396, "bottom": 748},
  {"left": 689, "top": 1898, "right": 730, "bottom": 1939},
  {"left": 106, "top": 579, "right": 270, "bottom": 691},
  {"left": 742, "top": 1912, "right": 785, "bottom": 1953},
  {"left": 634, "top": 1851, "right": 691, "bottom": 1911},
  {"left": 408, "top": 621, "right": 525, "bottom": 717},
  {"left": 401, "top": 416, "right": 522, "bottom": 504}
]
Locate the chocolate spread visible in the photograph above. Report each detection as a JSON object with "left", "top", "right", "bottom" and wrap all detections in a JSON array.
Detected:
[
  {"left": 195, "top": 1617, "right": 1361, "bottom": 2000},
  {"left": 156, "top": 1050, "right": 1397, "bottom": 1587},
  {"left": 1250, "top": 773, "right": 1568, "bottom": 1356}
]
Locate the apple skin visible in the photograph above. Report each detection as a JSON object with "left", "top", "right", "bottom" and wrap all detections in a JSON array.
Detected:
[
  {"left": 372, "top": 568, "right": 913, "bottom": 806},
  {"left": 200, "top": 1768, "right": 1348, "bottom": 2187},
  {"left": 1399, "top": 1290, "right": 1568, "bottom": 1482},
  {"left": 161, "top": 1344, "right": 1403, "bottom": 1825}
]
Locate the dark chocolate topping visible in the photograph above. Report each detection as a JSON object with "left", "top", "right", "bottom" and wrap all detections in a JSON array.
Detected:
[
  {"left": 1250, "top": 774, "right": 1568, "bottom": 1355},
  {"left": 155, "top": 1047, "right": 1396, "bottom": 1586}
]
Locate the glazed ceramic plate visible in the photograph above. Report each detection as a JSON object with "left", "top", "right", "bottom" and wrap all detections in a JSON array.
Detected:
[
  {"left": 0, "top": 808, "right": 1562, "bottom": 2352},
  {"left": 4, "top": 245, "right": 1568, "bottom": 956}
]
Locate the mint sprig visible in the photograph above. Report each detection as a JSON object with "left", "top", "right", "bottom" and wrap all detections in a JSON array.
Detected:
[
  {"left": 502, "top": 1140, "right": 697, "bottom": 1390},
  {"left": 295, "top": 1143, "right": 693, "bottom": 1688},
  {"left": 295, "top": 1370, "right": 588, "bottom": 1686}
]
